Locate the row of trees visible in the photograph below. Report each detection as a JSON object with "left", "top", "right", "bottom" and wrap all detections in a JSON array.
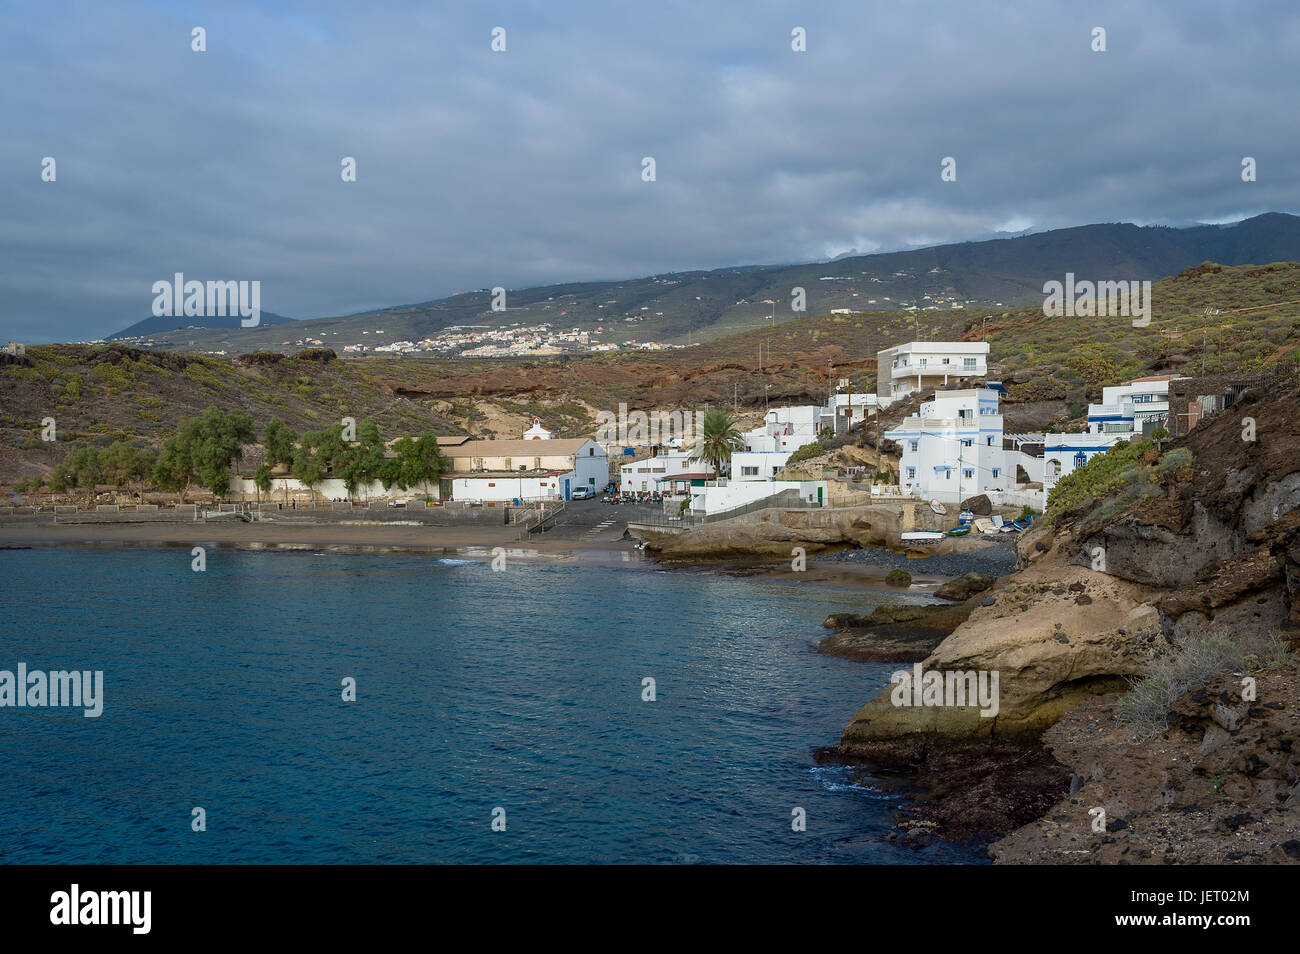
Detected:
[
  {"left": 18, "top": 409, "right": 450, "bottom": 503},
  {"left": 259, "top": 419, "right": 448, "bottom": 502}
]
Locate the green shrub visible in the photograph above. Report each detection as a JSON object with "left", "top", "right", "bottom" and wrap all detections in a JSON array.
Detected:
[{"left": 1118, "top": 633, "right": 1241, "bottom": 740}]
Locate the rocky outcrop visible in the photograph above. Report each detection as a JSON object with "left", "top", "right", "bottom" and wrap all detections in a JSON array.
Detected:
[
  {"left": 934, "top": 571, "right": 995, "bottom": 601},
  {"left": 639, "top": 504, "right": 999, "bottom": 561},
  {"left": 819, "top": 600, "right": 978, "bottom": 662},
  {"left": 839, "top": 376, "right": 1300, "bottom": 757},
  {"left": 990, "top": 665, "right": 1300, "bottom": 864}
]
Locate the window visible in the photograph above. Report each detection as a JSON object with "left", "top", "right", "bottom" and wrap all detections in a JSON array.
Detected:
[
  {"left": 503, "top": 458, "right": 511, "bottom": 471},
  {"left": 986, "top": 436, "right": 994, "bottom": 446},
  {"left": 963, "top": 468, "right": 974, "bottom": 479},
  {"left": 909, "top": 440, "right": 919, "bottom": 452},
  {"left": 963, "top": 357, "right": 977, "bottom": 369},
  {"left": 741, "top": 466, "right": 759, "bottom": 476},
  {"left": 906, "top": 467, "right": 915, "bottom": 480},
  {"left": 992, "top": 468, "right": 1000, "bottom": 478},
  {"left": 533, "top": 458, "right": 541, "bottom": 470},
  {"left": 589, "top": 448, "right": 595, "bottom": 456},
  {"left": 962, "top": 438, "right": 972, "bottom": 447}
]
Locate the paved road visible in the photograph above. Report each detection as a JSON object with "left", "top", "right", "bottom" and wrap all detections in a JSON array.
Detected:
[{"left": 532, "top": 498, "right": 664, "bottom": 542}]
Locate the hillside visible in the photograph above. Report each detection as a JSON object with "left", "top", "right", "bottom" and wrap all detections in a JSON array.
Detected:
[
  {"left": 4, "top": 261, "right": 1299, "bottom": 486},
  {"left": 107, "top": 311, "right": 297, "bottom": 340},
  {"left": 108, "top": 213, "right": 1300, "bottom": 354}
]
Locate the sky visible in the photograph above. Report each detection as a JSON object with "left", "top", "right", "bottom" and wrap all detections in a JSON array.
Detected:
[{"left": 3, "top": 0, "right": 1298, "bottom": 343}]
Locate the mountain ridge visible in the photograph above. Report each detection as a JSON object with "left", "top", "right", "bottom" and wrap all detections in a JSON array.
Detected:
[{"left": 108, "top": 213, "right": 1300, "bottom": 351}]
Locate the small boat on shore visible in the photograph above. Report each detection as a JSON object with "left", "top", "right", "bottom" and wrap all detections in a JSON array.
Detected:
[
  {"left": 947, "top": 526, "right": 970, "bottom": 536},
  {"left": 928, "top": 500, "right": 947, "bottom": 515},
  {"left": 901, "top": 530, "right": 945, "bottom": 543}
]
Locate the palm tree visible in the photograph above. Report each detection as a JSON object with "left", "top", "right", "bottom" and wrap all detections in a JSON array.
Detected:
[{"left": 688, "top": 409, "right": 745, "bottom": 482}]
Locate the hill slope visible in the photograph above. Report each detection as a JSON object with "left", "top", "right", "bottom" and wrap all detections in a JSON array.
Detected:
[
  {"left": 107, "top": 311, "right": 296, "bottom": 340},
  {"left": 122, "top": 213, "right": 1300, "bottom": 354}
]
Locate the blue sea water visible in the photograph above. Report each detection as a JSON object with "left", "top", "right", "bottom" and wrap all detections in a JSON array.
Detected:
[{"left": 0, "top": 547, "right": 987, "bottom": 864}]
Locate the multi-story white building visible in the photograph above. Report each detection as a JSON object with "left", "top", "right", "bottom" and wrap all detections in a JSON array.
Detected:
[
  {"left": 742, "top": 406, "right": 821, "bottom": 455},
  {"left": 619, "top": 451, "right": 693, "bottom": 492},
  {"left": 1086, "top": 376, "right": 1178, "bottom": 437},
  {"left": 820, "top": 392, "right": 886, "bottom": 435},
  {"left": 876, "top": 341, "right": 989, "bottom": 401},
  {"left": 885, "top": 387, "right": 1012, "bottom": 503}
]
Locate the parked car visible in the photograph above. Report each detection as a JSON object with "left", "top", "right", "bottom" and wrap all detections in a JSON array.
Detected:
[{"left": 570, "top": 487, "right": 594, "bottom": 500}]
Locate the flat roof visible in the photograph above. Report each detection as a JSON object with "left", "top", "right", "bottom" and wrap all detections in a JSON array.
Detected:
[{"left": 442, "top": 438, "right": 594, "bottom": 457}]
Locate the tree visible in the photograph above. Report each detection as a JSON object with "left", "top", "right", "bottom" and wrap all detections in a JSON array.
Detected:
[
  {"left": 252, "top": 464, "right": 273, "bottom": 504},
  {"left": 335, "top": 420, "right": 386, "bottom": 501},
  {"left": 384, "top": 433, "right": 449, "bottom": 499},
  {"left": 291, "top": 426, "right": 345, "bottom": 502},
  {"left": 688, "top": 409, "right": 745, "bottom": 480},
  {"left": 55, "top": 445, "right": 105, "bottom": 504},
  {"left": 153, "top": 408, "right": 256, "bottom": 501},
  {"left": 262, "top": 419, "right": 297, "bottom": 504},
  {"left": 103, "top": 441, "right": 157, "bottom": 498}
]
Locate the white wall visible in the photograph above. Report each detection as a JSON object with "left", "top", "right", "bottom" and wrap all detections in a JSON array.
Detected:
[
  {"left": 571, "top": 441, "right": 609, "bottom": 492},
  {"left": 731, "top": 451, "right": 792, "bottom": 480},
  {"left": 689, "top": 479, "right": 827, "bottom": 514},
  {"left": 451, "top": 475, "right": 566, "bottom": 501},
  {"left": 228, "top": 476, "right": 432, "bottom": 500}
]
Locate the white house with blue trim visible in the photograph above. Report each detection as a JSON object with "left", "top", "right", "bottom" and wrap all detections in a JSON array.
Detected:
[
  {"left": 1085, "top": 375, "right": 1177, "bottom": 438},
  {"left": 885, "top": 387, "right": 1014, "bottom": 503},
  {"left": 1041, "top": 432, "right": 1127, "bottom": 509}
]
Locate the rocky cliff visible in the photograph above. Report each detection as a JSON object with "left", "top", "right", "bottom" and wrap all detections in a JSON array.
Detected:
[{"left": 841, "top": 375, "right": 1300, "bottom": 759}]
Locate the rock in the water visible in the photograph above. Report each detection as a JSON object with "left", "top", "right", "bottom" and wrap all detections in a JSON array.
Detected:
[
  {"left": 934, "top": 571, "right": 996, "bottom": 601},
  {"left": 885, "top": 568, "right": 912, "bottom": 587}
]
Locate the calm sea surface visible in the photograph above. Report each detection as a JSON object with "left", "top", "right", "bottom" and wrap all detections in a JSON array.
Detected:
[{"left": 0, "top": 547, "right": 986, "bottom": 864}]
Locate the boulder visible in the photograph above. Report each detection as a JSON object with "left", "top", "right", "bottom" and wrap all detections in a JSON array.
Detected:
[
  {"left": 934, "top": 571, "right": 996, "bottom": 601},
  {"left": 960, "top": 494, "right": 993, "bottom": 516}
]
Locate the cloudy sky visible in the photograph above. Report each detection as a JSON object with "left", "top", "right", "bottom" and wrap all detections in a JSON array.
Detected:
[{"left": 3, "top": 0, "right": 1298, "bottom": 343}]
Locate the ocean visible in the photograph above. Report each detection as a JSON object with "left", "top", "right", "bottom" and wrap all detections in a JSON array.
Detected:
[{"left": 0, "top": 547, "right": 986, "bottom": 864}]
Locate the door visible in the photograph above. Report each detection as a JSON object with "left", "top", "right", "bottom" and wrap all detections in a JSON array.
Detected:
[
  {"left": 817, "top": 487, "right": 823, "bottom": 506},
  {"left": 563, "top": 479, "right": 571, "bottom": 500}
]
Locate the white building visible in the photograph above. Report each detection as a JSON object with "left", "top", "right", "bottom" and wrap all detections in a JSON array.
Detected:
[
  {"left": 620, "top": 451, "right": 693, "bottom": 493},
  {"left": 4, "top": 341, "right": 24, "bottom": 356},
  {"left": 885, "top": 387, "right": 1015, "bottom": 504},
  {"left": 742, "top": 405, "right": 821, "bottom": 454},
  {"left": 731, "top": 450, "right": 793, "bottom": 480},
  {"left": 522, "top": 419, "right": 556, "bottom": 440},
  {"left": 1041, "top": 432, "right": 1129, "bottom": 510},
  {"left": 441, "top": 438, "right": 607, "bottom": 501},
  {"left": 1086, "top": 376, "right": 1177, "bottom": 437},
  {"left": 820, "top": 392, "right": 886, "bottom": 435},
  {"left": 876, "top": 341, "right": 989, "bottom": 401}
]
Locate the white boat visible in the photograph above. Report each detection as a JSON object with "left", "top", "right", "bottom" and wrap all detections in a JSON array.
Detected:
[
  {"left": 901, "top": 530, "right": 945, "bottom": 543},
  {"left": 929, "top": 500, "right": 947, "bottom": 515}
]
